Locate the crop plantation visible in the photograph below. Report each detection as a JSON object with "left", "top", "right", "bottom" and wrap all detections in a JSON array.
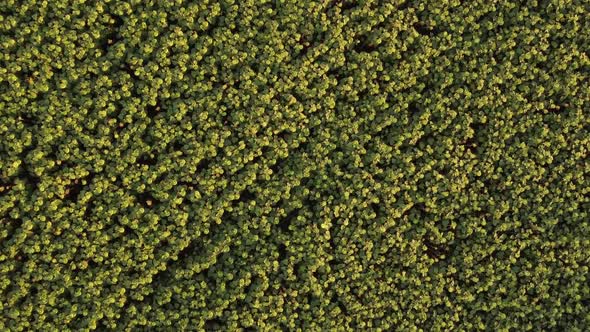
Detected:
[{"left": 0, "top": 0, "right": 589, "bottom": 330}]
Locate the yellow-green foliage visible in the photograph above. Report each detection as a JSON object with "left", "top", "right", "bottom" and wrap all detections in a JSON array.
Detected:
[{"left": 1, "top": 0, "right": 589, "bottom": 331}]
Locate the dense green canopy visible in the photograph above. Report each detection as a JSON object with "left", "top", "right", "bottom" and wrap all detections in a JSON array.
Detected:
[{"left": 1, "top": 0, "right": 589, "bottom": 330}]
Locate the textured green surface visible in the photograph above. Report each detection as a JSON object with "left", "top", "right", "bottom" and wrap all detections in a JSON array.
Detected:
[{"left": 1, "top": 0, "right": 589, "bottom": 330}]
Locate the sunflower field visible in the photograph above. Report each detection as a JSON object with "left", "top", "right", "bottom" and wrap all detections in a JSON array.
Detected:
[{"left": 0, "top": 0, "right": 589, "bottom": 330}]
